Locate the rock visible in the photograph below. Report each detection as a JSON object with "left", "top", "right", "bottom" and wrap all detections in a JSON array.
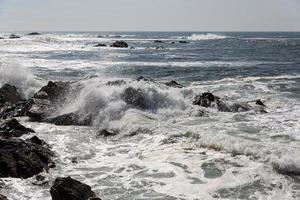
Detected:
[
  {"left": 44, "top": 113, "right": 92, "bottom": 126},
  {"left": 179, "top": 40, "right": 189, "bottom": 44},
  {"left": 27, "top": 98, "right": 55, "bottom": 121},
  {"left": 34, "top": 81, "right": 70, "bottom": 102},
  {"left": 9, "top": 34, "right": 20, "bottom": 39},
  {"left": 136, "top": 76, "right": 149, "bottom": 82},
  {"left": 110, "top": 41, "right": 128, "bottom": 48},
  {"left": 0, "top": 37, "right": 4, "bottom": 40},
  {"left": 0, "top": 137, "right": 54, "bottom": 178},
  {"left": 26, "top": 136, "right": 47, "bottom": 146},
  {"left": 27, "top": 32, "right": 40, "bottom": 36},
  {"left": 0, "top": 84, "right": 23, "bottom": 105},
  {"left": 122, "top": 87, "right": 147, "bottom": 109},
  {"left": 154, "top": 40, "right": 164, "bottom": 43},
  {"left": 0, "top": 118, "right": 34, "bottom": 138},
  {"left": 256, "top": 99, "right": 265, "bottom": 107},
  {"left": 193, "top": 93, "right": 232, "bottom": 112},
  {"left": 164, "top": 80, "right": 183, "bottom": 88},
  {"left": 155, "top": 46, "right": 164, "bottom": 50},
  {"left": 0, "top": 100, "right": 33, "bottom": 120},
  {"left": 94, "top": 43, "right": 106, "bottom": 47},
  {"left": 106, "top": 80, "right": 126, "bottom": 86},
  {"left": 0, "top": 194, "right": 7, "bottom": 200},
  {"left": 50, "top": 177, "right": 101, "bottom": 200},
  {"left": 97, "top": 35, "right": 104, "bottom": 38},
  {"left": 97, "top": 129, "right": 117, "bottom": 137}
]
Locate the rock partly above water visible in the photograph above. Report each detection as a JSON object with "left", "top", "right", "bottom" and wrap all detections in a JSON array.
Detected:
[
  {"left": 0, "top": 194, "right": 8, "bottom": 200},
  {"left": 0, "top": 84, "right": 23, "bottom": 105},
  {"left": 0, "top": 137, "right": 54, "bottom": 178},
  {"left": 50, "top": 177, "right": 101, "bottom": 200},
  {"left": 110, "top": 41, "right": 128, "bottom": 48},
  {"left": 0, "top": 118, "right": 35, "bottom": 138}
]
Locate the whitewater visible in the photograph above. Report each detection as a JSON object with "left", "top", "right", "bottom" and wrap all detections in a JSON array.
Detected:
[{"left": 0, "top": 32, "right": 300, "bottom": 200}]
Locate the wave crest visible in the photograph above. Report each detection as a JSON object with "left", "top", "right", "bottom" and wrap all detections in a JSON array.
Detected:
[{"left": 187, "top": 33, "right": 227, "bottom": 40}]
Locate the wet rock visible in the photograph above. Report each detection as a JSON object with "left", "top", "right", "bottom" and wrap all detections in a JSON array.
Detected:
[
  {"left": 44, "top": 113, "right": 92, "bottom": 126},
  {"left": 106, "top": 80, "right": 126, "bottom": 86},
  {"left": 34, "top": 81, "right": 71, "bottom": 102},
  {"left": 9, "top": 34, "right": 20, "bottom": 39},
  {"left": 0, "top": 194, "right": 8, "bottom": 200},
  {"left": 94, "top": 43, "right": 106, "bottom": 47},
  {"left": 0, "top": 84, "right": 23, "bottom": 105},
  {"left": 122, "top": 87, "right": 147, "bottom": 109},
  {"left": 154, "top": 40, "right": 164, "bottom": 43},
  {"left": 193, "top": 92, "right": 218, "bottom": 108},
  {"left": 273, "top": 162, "right": 300, "bottom": 177},
  {"left": 26, "top": 136, "right": 47, "bottom": 146},
  {"left": 110, "top": 41, "right": 128, "bottom": 48},
  {"left": 97, "top": 35, "right": 104, "bottom": 38},
  {"left": 137, "top": 76, "right": 149, "bottom": 82},
  {"left": 0, "top": 118, "right": 34, "bottom": 138},
  {"left": 255, "top": 99, "right": 265, "bottom": 107},
  {"left": 0, "top": 137, "right": 54, "bottom": 178},
  {"left": 27, "top": 32, "right": 40, "bottom": 36},
  {"left": 0, "top": 100, "right": 33, "bottom": 120},
  {"left": 179, "top": 40, "right": 189, "bottom": 44},
  {"left": 50, "top": 177, "right": 101, "bottom": 200},
  {"left": 155, "top": 46, "right": 164, "bottom": 50},
  {"left": 164, "top": 80, "right": 183, "bottom": 88},
  {"left": 97, "top": 129, "right": 117, "bottom": 137},
  {"left": 0, "top": 37, "right": 4, "bottom": 40}
]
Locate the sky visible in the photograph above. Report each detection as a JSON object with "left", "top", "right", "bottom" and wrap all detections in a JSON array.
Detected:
[{"left": 0, "top": 0, "right": 299, "bottom": 31}]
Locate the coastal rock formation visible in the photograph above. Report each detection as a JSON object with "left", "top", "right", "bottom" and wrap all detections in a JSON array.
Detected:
[
  {"left": 44, "top": 112, "right": 92, "bottom": 126},
  {"left": 122, "top": 87, "right": 147, "bottom": 109},
  {"left": 50, "top": 177, "right": 101, "bottom": 200},
  {"left": 9, "top": 34, "right": 20, "bottom": 39},
  {"left": 110, "top": 41, "right": 128, "bottom": 48},
  {"left": 164, "top": 80, "right": 183, "bottom": 88},
  {"left": 94, "top": 43, "right": 106, "bottom": 47},
  {"left": 0, "top": 118, "right": 34, "bottom": 138},
  {"left": 0, "top": 137, "right": 54, "bottom": 178},
  {"left": 0, "top": 84, "right": 23, "bottom": 106},
  {"left": 154, "top": 40, "right": 164, "bottom": 43},
  {"left": 27, "top": 32, "right": 41, "bottom": 36}
]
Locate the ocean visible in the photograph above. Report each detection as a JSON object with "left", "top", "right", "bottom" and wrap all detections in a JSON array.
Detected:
[{"left": 0, "top": 32, "right": 300, "bottom": 199}]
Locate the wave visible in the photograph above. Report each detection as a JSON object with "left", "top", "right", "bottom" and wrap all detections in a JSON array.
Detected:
[
  {"left": 0, "top": 62, "right": 44, "bottom": 98},
  {"left": 187, "top": 33, "right": 228, "bottom": 40}
]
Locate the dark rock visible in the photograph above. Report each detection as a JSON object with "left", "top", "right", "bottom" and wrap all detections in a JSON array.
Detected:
[
  {"left": 0, "top": 118, "right": 34, "bottom": 138},
  {"left": 0, "top": 194, "right": 7, "bottom": 200},
  {"left": 94, "top": 43, "right": 106, "bottom": 47},
  {"left": 137, "top": 76, "right": 149, "bottom": 82},
  {"left": 154, "top": 40, "right": 164, "bottom": 43},
  {"left": 179, "top": 40, "right": 189, "bottom": 44},
  {"left": 0, "top": 100, "right": 33, "bottom": 120},
  {"left": 97, "top": 35, "right": 104, "bottom": 38},
  {"left": 0, "top": 84, "right": 23, "bottom": 105},
  {"left": 0, "top": 137, "right": 54, "bottom": 178},
  {"left": 26, "top": 136, "right": 47, "bottom": 146},
  {"left": 27, "top": 32, "right": 40, "bottom": 36},
  {"left": 193, "top": 92, "right": 217, "bottom": 108},
  {"left": 50, "top": 177, "right": 101, "bottom": 200},
  {"left": 256, "top": 99, "right": 265, "bottom": 107},
  {"left": 110, "top": 41, "right": 128, "bottom": 48},
  {"left": 97, "top": 129, "right": 117, "bottom": 137},
  {"left": 155, "top": 46, "right": 164, "bottom": 50},
  {"left": 34, "top": 81, "right": 70, "bottom": 102},
  {"left": 0, "top": 37, "right": 4, "bottom": 40},
  {"left": 106, "top": 80, "right": 126, "bottom": 86},
  {"left": 164, "top": 80, "right": 183, "bottom": 88},
  {"left": 44, "top": 113, "right": 92, "bottom": 126},
  {"left": 122, "top": 87, "right": 147, "bottom": 109},
  {"left": 9, "top": 34, "right": 20, "bottom": 39},
  {"left": 273, "top": 162, "right": 300, "bottom": 177}
]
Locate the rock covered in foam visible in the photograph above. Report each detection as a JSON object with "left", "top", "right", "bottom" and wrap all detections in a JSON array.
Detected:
[
  {"left": 50, "top": 177, "right": 101, "bottom": 200},
  {"left": 0, "top": 84, "right": 23, "bottom": 106},
  {"left": 0, "top": 118, "right": 35, "bottom": 138},
  {"left": 0, "top": 137, "right": 54, "bottom": 178},
  {"left": 122, "top": 87, "right": 147, "bottom": 109}
]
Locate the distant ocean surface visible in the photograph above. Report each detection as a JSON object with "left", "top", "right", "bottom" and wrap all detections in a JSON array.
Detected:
[{"left": 0, "top": 32, "right": 300, "bottom": 199}]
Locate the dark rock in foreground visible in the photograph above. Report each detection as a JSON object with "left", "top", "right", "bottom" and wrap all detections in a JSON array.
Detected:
[
  {"left": 0, "top": 194, "right": 8, "bottom": 200},
  {"left": 27, "top": 32, "right": 41, "bottom": 36},
  {"left": 122, "top": 87, "right": 147, "bottom": 109},
  {"left": 164, "top": 80, "right": 183, "bottom": 88},
  {"left": 0, "top": 118, "right": 34, "bottom": 138},
  {"left": 0, "top": 84, "right": 23, "bottom": 106},
  {"left": 44, "top": 113, "right": 92, "bottom": 126},
  {"left": 0, "top": 137, "right": 54, "bottom": 178},
  {"left": 110, "top": 41, "right": 128, "bottom": 48},
  {"left": 50, "top": 177, "right": 101, "bottom": 200}
]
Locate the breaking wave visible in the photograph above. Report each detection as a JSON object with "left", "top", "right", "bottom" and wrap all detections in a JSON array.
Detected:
[{"left": 187, "top": 33, "right": 228, "bottom": 40}]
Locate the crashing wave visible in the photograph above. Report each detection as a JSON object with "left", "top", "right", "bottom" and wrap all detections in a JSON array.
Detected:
[{"left": 187, "top": 33, "right": 227, "bottom": 40}]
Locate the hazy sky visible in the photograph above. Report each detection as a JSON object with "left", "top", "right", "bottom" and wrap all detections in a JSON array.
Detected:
[{"left": 0, "top": 0, "right": 299, "bottom": 31}]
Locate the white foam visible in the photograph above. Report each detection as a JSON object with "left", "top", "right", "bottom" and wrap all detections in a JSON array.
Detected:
[{"left": 187, "top": 33, "right": 228, "bottom": 40}]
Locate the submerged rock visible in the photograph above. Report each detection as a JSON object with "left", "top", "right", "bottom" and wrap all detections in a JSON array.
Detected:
[
  {"left": 0, "top": 84, "right": 23, "bottom": 106},
  {"left": 44, "top": 113, "right": 92, "bottom": 126},
  {"left": 0, "top": 118, "right": 34, "bottom": 138},
  {"left": 50, "top": 177, "right": 101, "bottom": 200},
  {"left": 110, "top": 41, "right": 128, "bottom": 48},
  {"left": 0, "top": 137, "right": 54, "bottom": 178},
  {"left": 122, "top": 87, "right": 147, "bottom": 109},
  {"left": 164, "top": 80, "right": 183, "bottom": 88}
]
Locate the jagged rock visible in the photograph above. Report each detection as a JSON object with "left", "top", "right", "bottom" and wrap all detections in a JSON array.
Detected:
[
  {"left": 9, "top": 34, "right": 20, "bottom": 39},
  {"left": 122, "top": 87, "right": 147, "bottom": 109},
  {"left": 110, "top": 41, "right": 128, "bottom": 48},
  {"left": 154, "top": 40, "right": 164, "bottom": 43},
  {"left": 97, "top": 129, "right": 117, "bottom": 137},
  {"left": 26, "top": 136, "right": 47, "bottom": 146},
  {"left": 164, "top": 80, "right": 183, "bottom": 88},
  {"left": 106, "top": 80, "right": 126, "bottom": 86},
  {"left": 50, "top": 177, "right": 101, "bottom": 200},
  {"left": 0, "top": 84, "right": 23, "bottom": 105},
  {"left": 34, "top": 81, "right": 70, "bottom": 102},
  {"left": 27, "top": 32, "right": 40, "bottom": 36},
  {"left": 44, "top": 113, "right": 92, "bottom": 126},
  {"left": 256, "top": 99, "right": 265, "bottom": 107},
  {"left": 94, "top": 43, "right": 106, "bottom": 47},
  {"left": 0, "top": 194, "right": 7, "bottom": 200},
  {"left": 0, "top": 137, "right": 54, "bottom": 178},
  {"left": 0, "top": 118, "right": 34, "bottom": 138},
  {"left": 0, "top": 100, "right": 33, "bottom": 119}
]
